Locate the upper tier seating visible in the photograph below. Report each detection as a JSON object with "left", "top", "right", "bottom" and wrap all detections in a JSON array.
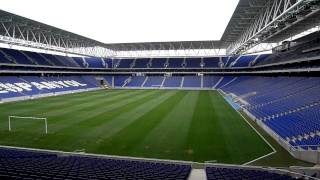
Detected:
[
  {"left": 185, "top": 58, "right": 201, "bottom": 68},
  {"left": 134, "top": 58, "right": 150, "bottom": 68},
  {"left": 202, "top": 57, "right": 220, "bottom": 68},
  {"left": 0, "top": 148, "right": 191, "bottom": 180},
  {"left": 23, "top": 51, "right": 52, "bottom": 66},
  {"left": 83, "top": 57, "right": 107, "bottom": 68},
  {"left": 0, "top": 50, "right": 15, "bottom": 64},
  {"left": 149, "top": 58, "right": 166, "bottom": 68},
  {"left": 1, "top": 47, "right": 288, "bottom": 70},
  {"left": 225, "top": 56, "right": 238, "bottom": 67},
  {"left": 117, "top": 59, "right": 134, "bottom": 68},
  {"left": 257, "top": 38, "right": 320, "bottom": 66},
  {"left": 167, "top": 58, "right": 183, "bottom": 68},
  {"left": 231, "top": 55, "right": 256, "bottom": 67},
  {"left": 0, "top": 47, "right": 111, "bottom": 68},
  {"left": 249, "top": 54, "right": 269, "bottom": 66},
  {"left": 1, "top": 48, "right": 34, "bottom": 65}
]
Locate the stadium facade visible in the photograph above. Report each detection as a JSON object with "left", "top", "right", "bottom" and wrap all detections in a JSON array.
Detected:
[{"left": 1, "top": 0, "right": 320, "bottom": 179}]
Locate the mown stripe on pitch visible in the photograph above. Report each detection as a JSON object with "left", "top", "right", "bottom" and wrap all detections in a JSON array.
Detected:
[
  {"left": 181, "top": 90, "right": 225, "bottom": 162},
  {"left": 61, "top": 90, "right": 164, "bottom": 128},
  {"left": 0, "top": 89, "right": 129, "bottom": 121},
  {"left": 78, "top": 90, "right": 178, "bottom": 152},
  {"left": 33, "top": 90, "right": 173, "bottom": 150},
  {"left": 131, "top": 91, "right": 199, "bottom": 160},
  {"left": 91, "top": 91, "right": 187, "bottom": 155},
  {"left": 0, "top": 90, "right": 126, "bottom": 131},
  {"left": 46, "top": 90, "right": 163, "bottom": 133},
  {"left": 30, "top": 90, "right": 152, "bottom": 130},
  {"left": 0, "top": 90, "right": 139, "bottom": 132},
  {"left": 0, "top": 90, "right": 157, "bottom": 147},
  {"left": 0, "top": 89, "right": 127, "bottom": 118},
  {"left": 40, "top": 89, "right": 145, "bottom": 118},
  {"left": 57, "top": 89, "right": 170, "bottom": 135}
]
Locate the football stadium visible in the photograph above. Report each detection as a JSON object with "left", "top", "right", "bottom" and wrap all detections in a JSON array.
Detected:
[{"left": 0, "top": 0, "right": 320, "bottom": 179}]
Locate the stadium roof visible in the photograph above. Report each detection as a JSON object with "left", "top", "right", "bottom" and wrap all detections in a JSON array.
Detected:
[
  {"left": 224, "top": 0, "right": 320, "bottom": 54},
  {"left": 0, "top": 0, "right": 320, "bottom": 57},
  {"left": 104, "top": 41, "right": 224, "bottom": 52},
  {"left": 0, "top": 10, "right": 105, "bottom": 49}
]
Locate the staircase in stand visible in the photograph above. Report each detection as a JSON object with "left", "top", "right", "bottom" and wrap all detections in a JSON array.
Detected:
[
  {"left": 141, "top": 76, "right": 148, "bottom": 87},
  {"left": 213, "top": 77, "right": 224, "bottom": 89},
  {"left": 160, "top": 76, "right": 166, "bottom": 88},
  {"left": 180, "top": 77, "right": 185, "bottom": 88}
]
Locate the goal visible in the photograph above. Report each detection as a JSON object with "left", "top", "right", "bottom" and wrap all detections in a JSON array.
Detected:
[{"left": 8, "top": 116, "right": 48, "bottom": 134}]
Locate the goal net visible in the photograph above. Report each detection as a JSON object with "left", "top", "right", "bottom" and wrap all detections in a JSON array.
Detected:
[{"left": 8, "top": 116, "right": 48, "bottom": 134}]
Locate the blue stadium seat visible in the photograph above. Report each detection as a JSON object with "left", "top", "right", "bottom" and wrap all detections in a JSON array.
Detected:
[
  {"left": 206, "top": 166, "right": 294, "bottom": 180},
  {"left": 183, "top": 76, "right": 201, "bottom": 88},
  {"left": 163, "top": 76, "right": 182, "bottom": 87},
  {"left": 150, "top": 58, "right": 166, "bottom": 68},
  {"left": 0, "top": 148, "right": 191, "bottom": 180}
]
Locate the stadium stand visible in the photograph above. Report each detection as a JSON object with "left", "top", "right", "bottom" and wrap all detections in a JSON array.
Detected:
[
  {"left": 202, "top": 57, "right": 220, "bottom": 68},
  {"left": 183, "top": 76, "right": 201, "bottom": 88},
  {"left": 231, "top": 55, "right": 256, "bottom": 67},
  {"left": 117, "top": 59, "right": 134, "bottom": 68},
  {"left": 114, "top": 75, "right": 130, "bottom": 87},
  {"left": 185, "top": 58, "right": 201, "bottom": 68},
  {"left": 203, "top": 76, "right": 223, "bottom": 89},
  {"left": 133, "top": 58, "right": 150, "bottom": 68},
  {"left": 206, "top": 166, "right": 295, "bottom": 180},
  {"left": 143, "top": 76, "right": 164, "bottom": 88},
  {"left": 257, "top": 33, "right": 320, "bottom": 66},
  {"left": 220, "top": 76, "right": 320, "bottom": 150},
  {"left": 0, "top": 34, "right": 319, "bottom": 180},
  {"left": 149, "top": 58, "right": 166, "bottom": 68},
  {"left": 2, "top": 46, "right": 292, "bottom": 71},
  {"left": 163, "top": 76, "right": 183, "bottom": 88},
  {"left": 0, "top": 148, "right": 191, "bottom": 180},
  {"left": 167, "top": 58, "right": 184, "bottom": 68},
  {"left": 2, "top": 1, "right": 320, "bottom": 179},
  {"left": 0, "top": 47, "right": 112, "bottom": 69},
  {"left": 0, "top": 75, "right": 99, "bottom": 102},
  {"left": 125, "top": 76, "right": 146, "bottom": 87}
]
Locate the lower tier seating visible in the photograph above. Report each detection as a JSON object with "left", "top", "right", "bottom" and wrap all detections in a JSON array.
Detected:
[
  {"left": 206, "top": 166, "right": 294, "bottom": 180},
  {"left": 221, "top": 76, "right": 320, "bottom": 150},
  {"left": 0, "top": 148, "right": 191, "bottom": 180},
  {"left": 0, "top": 75, "right": 99, "bottom": 101}
]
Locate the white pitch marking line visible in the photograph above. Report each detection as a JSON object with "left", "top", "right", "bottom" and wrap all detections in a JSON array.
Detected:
[{"left": 217, "top": 90, "right": 277, "bottom": 165}]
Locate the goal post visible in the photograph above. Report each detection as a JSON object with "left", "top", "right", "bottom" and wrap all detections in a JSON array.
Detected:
[{"left": 8, "top": 116, "right": 48, "bottom": 134}]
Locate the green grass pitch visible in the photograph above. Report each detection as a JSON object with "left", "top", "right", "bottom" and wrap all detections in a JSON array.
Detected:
[{"left": 0, "top": 89, "right": 272, "bottom": 164}]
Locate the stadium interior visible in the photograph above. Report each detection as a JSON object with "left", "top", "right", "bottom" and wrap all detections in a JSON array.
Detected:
[{"left": 1, "top": 0, "right": 320, "bottom": 179}]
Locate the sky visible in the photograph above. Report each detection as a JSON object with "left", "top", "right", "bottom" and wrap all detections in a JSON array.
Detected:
[{"left": 0, "top": 0, "right": 239, "bottom": 44}]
